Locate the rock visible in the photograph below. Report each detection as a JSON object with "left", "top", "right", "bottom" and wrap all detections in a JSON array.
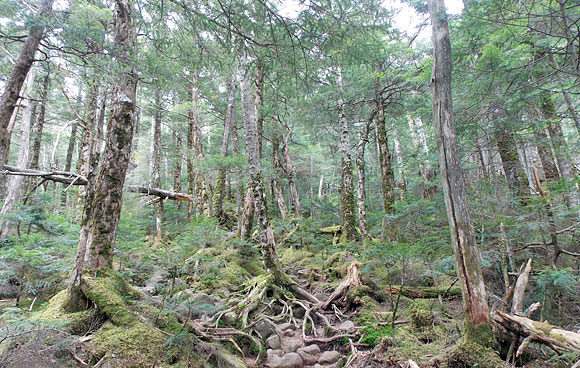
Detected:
[
  {"left": 298, "top": 345, "right": 320, "bottom": 356},
  {"left": 256, "top": 320, "right": 275, "bottom": 339},
  {"left": 222, "top": 311, "right": 237, "bottom": 325},
  {"left": 267, "top": 334, "right": 281, "bottom": 350},
  {"left": 279, "top": 322, "right": 296, "bottom": 331},
  {"left": 283, "top": 329, "right": 296, "bottom": 337},
  {"left": 267, "top": 349, "right": 284, "bottom": 358},
  {"left": 338, "top": 320, "right": 355, "bottom": 332},
  {"left": 297, "top": 350, "right": 317, "bottom": 365},
  {"left": 268, "top": 352, "right": 303, "bottom": 368},
  {"left": 282, "top": 336, "right": 303, "bottom": 353},
  {"left": 318, "top": 351, "right": 341, "bottom": 364}
]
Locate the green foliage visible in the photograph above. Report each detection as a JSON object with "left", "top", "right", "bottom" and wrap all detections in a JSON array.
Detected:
[{"left": 360, "top": 325, "right": 395, "bottom": 347}]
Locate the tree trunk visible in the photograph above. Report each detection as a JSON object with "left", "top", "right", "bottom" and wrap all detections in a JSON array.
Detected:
[
  {"left": 173, "top": 130, "right": 183, "bottom": 210},
  {"left": 338, "top": 71, "right": 356, "bottom": 243},
  {"left": 429, "top": 0, "right": 491, "bottom": 340},
  {"left": 356, "top": 120, "right": 370, "bottom": 240},
  {"left": 558, "top": 0, "right": 580, "bottom": 88},
  {"left": 0, "top": 67, "right": 36, "bottom": 233},
  {"left": 281, "top": 125, "right": 301, "bottom": 217},
  {"left": 533, "top": 126, "right": 558, "bottom": 181},
  {"left": 67, "top": 0, "right": 137, "bottom": 310},
  {"left": 392, "top": 125, "right": 406, "bottom": 197},
  {"left": 562, "top": 90, "right": 580, "bottom": 137},
  {"left": 491, "top": 101, "right": 529, "bottom": 200},
  {"left": 152, "top": 89, "right": 164, "bottom": 240},
  {"left": 188, "top": 74, "right": 210, "bottom": 216},
  {"left": 272, "top": 134, "right": 288, "bottom": 219},
  {"left": 212, "top": 74, "right": 236, "bottom": 218},
  {"left": 374, "top": 79, "right": 395, "bottom": 213},
  {"left": 0, "top": 0, "right": 54, "bottom": 199},
  {"left": 30, "top": 67, "right": 50, "bottom": 170},
  {"left": 408, "top": 115, "right": 436, "bottom": 197}
]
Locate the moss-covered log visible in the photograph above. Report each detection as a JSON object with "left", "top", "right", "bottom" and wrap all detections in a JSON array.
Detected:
[{"left": 384, "top": 285, "right": 462, "bottom": 299}]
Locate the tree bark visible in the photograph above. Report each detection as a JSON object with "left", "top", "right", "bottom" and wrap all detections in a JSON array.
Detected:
[
  {"left": 152, "top": 88, "right": 164, "bottom": 240},
  {"left": 338, "top": 70, "right": 356, "bottom": 243},
  {"left": 173, "top": 130, "right": 183, "bottom": 210},
  {"left": 67, "top": 0, "right": 137, "bottom": 310},
  {"left": 281, "top": 123, "right": 301, "bottom": 217},
  {"left": 30, "top": 67, "right": 50, "bottom": 170},
  {"left": 408, "top": 115, "right": 436, "bottom": 197},
  {"left": 212, "top": 74, "right": 236, "bottom": 219},
  {"left": 0, "top": 0, "right": 53, "bottom": 199},
  {"left": 374, "top": 78, "right": 395, "bottom": 213},
  {"left": 272, "top": 134, "right": 288, "bottom": 219},
  {"left": 356, "top": 120, "right": 370, "bottom": 240},
  {"left": 188, "top": 74, "right": 210, "bottom": 216},
  {"left": 541, "top": 93, "right": 580, "bottom": 213},
  {"left": 562, "top": 90, "right": 580, "bottom": 137},
  {"left": 0, "top": 67, "right": 36, "bottom": 233},
  {"left": 429, "top": 0, "right": 491, "bottom": 339},
  {"left": 491, "top": 101, "right": 529, "bottom": 200}
]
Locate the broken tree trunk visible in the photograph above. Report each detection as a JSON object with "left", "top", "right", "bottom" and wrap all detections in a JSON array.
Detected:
[
  {"left": 493, "top": 311, "right": 580, "bottom": 354},
  {"left": 321, "top": 259, "right": 361, "bottom": 310}
]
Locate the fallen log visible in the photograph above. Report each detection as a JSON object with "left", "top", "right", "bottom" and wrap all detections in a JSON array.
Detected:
[
  {"left": 320, "top": 259, "right": 361, "bottom": 309},
  {"left": 493, "top": 310, "right": 580, "bottom": 355},
  {"left": 1, "top": 165, "right": 193, "bottom": 202},
  {"left": 384, "top": 285, "right": 461, "bottom": 299}
]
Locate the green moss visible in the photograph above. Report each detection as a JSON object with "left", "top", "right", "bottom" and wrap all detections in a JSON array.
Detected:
[
  {"left": 463, "top": 320, "right": 495, "bottom": 347},
  {"left": 409, "top": 304, "right": 433, "bottom": 330},
  {"left": 82, "top": 276, "right": 138, "bottom": 327},
  {"left": 33, "top": 290, "right": 98, "bottom": 334},
  {"left": 360, "top": 325, "right": 395, "bottom": 347},
  {"left": 89, "top": 321, "right": 176, "bottom": 368},
  {"left": 439, "top": 335, "right": 507, "bottom": 368}
]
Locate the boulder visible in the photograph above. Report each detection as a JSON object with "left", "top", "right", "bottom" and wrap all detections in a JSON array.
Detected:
[
  {"left": 318, "top": 351, "right": 340, "bottom": 364},
  {"left": 255, "top": 320, "right": 275, "bottom": 339},
  {"left": 267, "top": 334, "right": 281, "bottom": 350},
  {"left": 268, "top": 352, "right": 303, "bottom": 368}
]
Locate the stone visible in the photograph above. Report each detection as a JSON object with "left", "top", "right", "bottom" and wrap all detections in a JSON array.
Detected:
[
  {"left": 338, "top": 320, "right": 355, "bottom": 332},
  {"left": 297, "top": 350, "right": 317, "bottom": 365},
  {"left": 255, "top": 320, "right": 275, "bottom": 339},
  {"left": 283, "top": 329, "right": 296, "bottom": 337},
  {"left": 279, "top": 322, "right": 296, "bottom": 331},
  {"left": 318, "top": 351, "right": 341, "bottom": 364},
  {"left": 268, "top": 352, "right": 303, "bottom": 368},
  {"left": 282, "top": 336, "right": 303, "bottom": 353},
  {"left": 298, "top": 345, "right": 320, "bottom": 356},
  {"left": 267, "top": 334, "right": 281, "bottom": 350},
  {"left": 267, "top": 349, "right": 284, "bottom": 358}
]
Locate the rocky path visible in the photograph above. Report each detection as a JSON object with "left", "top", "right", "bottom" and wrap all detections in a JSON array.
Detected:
[{"left": 257, "top": 321, "right": 348, "bottom": 368}]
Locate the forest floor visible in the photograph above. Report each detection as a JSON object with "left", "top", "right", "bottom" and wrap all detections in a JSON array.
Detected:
[{"left": 0, "top": 221, "right": 578, "bottom": 368}]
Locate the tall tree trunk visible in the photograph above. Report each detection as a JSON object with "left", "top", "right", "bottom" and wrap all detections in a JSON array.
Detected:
[
  {"left": 254, "top": 63, "right": 264, "bottom": 159},
  {"left": 562, "top": 90, "right": 580, "bottom": 137},
  {"left": 30, "top": 67, "right": 50, "bottom": 170},
  {"left": 533, "top": 125, "right": 558, "bottom": 181},
  {"left": 240, "top": 56, "right": 291, "bottom": 287},
  {"left": 392, "top": 124, "right": 406, "bottom": 197},
  {"left": 356, "top": 120, "right": 370, "bottom": 240},
  {"left": 338, "top": 71, "right": 356, "bottom": 243},
  {"left": 231, "top": 94, "right": 244, "bottom": 236},
  {"left": 152, "top": 89, "right": 164, "bottom": 240},
  {"left": 0, "top": 67, "right": 36, "bottom": 233},
  {"left": 67, "top": 0, "right": 137, "bottom": 310},
  {"left": 408, "top": 115, "right": 436, "bottom": 197},
  {"left": 239, "top": 64, "right": 256, "bottom": 240},
  {"left": 173, "top": 130, "right": 183, "bottom": 210},
  {"left": 188, "top": 74, "right": 210, "bottom": 216},
  {"left": 212, "top": 75, "right": 236, "bottom": 218},
  {"left": 541, "top": 93, "right": 580, "bottom": 212},
  {"left": 429, "top": 0, "right": 491, "bottom": 340},
  {"left": 491, "top": 101, "right": 529, "bottom": 199},
  {"left": 281, "top": 124, "right": 301, "bottom": 217},
  {"left": 272, "top": 134, "right": 288, "bottom": 219},
  {"left": 374, "top": 80, "right": 395, "bottom": 214},
  {"left": 0, "top": 0, "right": 53, "bottom": 199}
]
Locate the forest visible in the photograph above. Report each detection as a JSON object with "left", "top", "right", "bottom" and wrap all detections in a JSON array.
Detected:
[{"left": 0, "top": 0, "right": 579, "bottom": 367}]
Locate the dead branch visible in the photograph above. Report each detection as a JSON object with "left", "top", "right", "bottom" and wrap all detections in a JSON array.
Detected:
[
  {"left": 320, "top": 259, "right": 361, "bottom": 310},
  {"left": 1, "top": 165, "right": 193, "bottom": 202}
]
